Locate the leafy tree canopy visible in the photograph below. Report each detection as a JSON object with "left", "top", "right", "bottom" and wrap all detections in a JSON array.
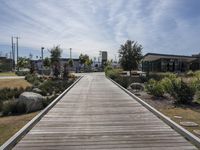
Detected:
[{"left": 118, "top": 40, "right": 143, "bottom": 76}]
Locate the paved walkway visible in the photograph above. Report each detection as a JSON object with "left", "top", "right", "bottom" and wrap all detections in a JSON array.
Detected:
[
  {"left": 13, "top": 73, "right": 197, "bottom": 149},
  {"left": 0, "top": 76, "right": 24, "bottom": 80}
]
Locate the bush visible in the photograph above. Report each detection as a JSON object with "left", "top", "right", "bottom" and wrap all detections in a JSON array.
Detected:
[
  {"left": 2, "top": 100, "right": 18, "bottom": 115},
  {"left": 160, "top": 77, "right": 173, "bottom": 94},
  {"left": 16, "top": 71, "right": 29, "bottom": 76},
  {"left": 42, "top": 95, "right": 57, "bottom": 107},
  {"left": 0, "top": 87, "right": 24, "bottom": 102},
  {"left": 186, "top": 70, "right": 195, "bottom": 77},
  {"left": 145, "top": 79, "right": 165, "bottom": 97},
  {"left": 148, "top": 72, "right": 177, "bottom": 81},
  {"left": 25, "top": 74, "right": 43, "bottom": 86},
  {"left": 0, "top": 101, "right": 2, "bottom": 112},
  {"left": 2, "top": 100, "right": 26, "bottom": 115},
  {"left": 171, "top": 80, "right": 195, "bottom": 104}
]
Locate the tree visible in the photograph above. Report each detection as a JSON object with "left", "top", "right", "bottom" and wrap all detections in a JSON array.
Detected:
[
  {"left": 50, "top": 46, "right": 62, "bottom": 78},
  {"left": 79, "top": 54, "right": 90, "bottom": 71},
  {"left": 68, "top": 59, "right": 74, "bottom": 67},
  {"left": 118, "top": 40, "right": 143, "bottom": 76},
  {"left": 17, "top": 57, "right": 29, "bottom": 70},
  {"left": 43, "top": 57, "right": 51, "bottom": 68},
  {"left": 79, "top": 54, "right": 89, "bottom": 65},
  {"left": 63, "top": 63, "right": 69, "bottom": 80}
]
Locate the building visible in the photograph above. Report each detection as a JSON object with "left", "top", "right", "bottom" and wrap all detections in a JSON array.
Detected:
[
  {"left": 31, "top": 58, "right": 80, "bottom": 74},
  {"left": 142, "top": 53, "right": 200, "bottom": 72},
  {"left": 0, "top": 57, "right": 13, "bottom": 72},
  {"left": 99, "top": 51, "right": 107, "bottom": 69}
]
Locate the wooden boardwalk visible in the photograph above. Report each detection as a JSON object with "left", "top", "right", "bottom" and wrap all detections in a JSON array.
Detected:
[{"left": 13, "top": 73, "right": 197, "bottom": 150}]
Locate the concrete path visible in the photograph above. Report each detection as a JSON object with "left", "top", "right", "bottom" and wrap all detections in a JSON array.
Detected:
[
  {"left": 13, "top": 73, "right": 197, "bottom": 149},
  {"left": 0, "top": 76, "right": 24, "bottom": 80}
]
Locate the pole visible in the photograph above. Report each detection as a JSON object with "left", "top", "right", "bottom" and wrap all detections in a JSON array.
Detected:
[
  {"left": 11, "top": 36, "right": 14, "bottom": 70},
  {"left": 70, "top": 48, "right": 72, "bottom": 59},
  {"left": 41, "top": 47, "right": 44, "bottom": 75},
  {"left": 13, "top": 43, "right": 15, "bottom": 70},
  {"left": 14, "top": 36, "right": 20, "bottom": 71}
]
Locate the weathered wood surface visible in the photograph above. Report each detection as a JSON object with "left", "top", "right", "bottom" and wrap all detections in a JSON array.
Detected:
[{"left": 13, "top": 73, "right": 197, "bottom": 150}]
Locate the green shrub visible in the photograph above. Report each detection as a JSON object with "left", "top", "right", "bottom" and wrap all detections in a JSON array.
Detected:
[
  {"left": 171, "top": 80, "right": 195, "bottom": 104},
  {"left": 42, "top": 95, "right": 57, "bottom": 107},
  {"left": 186, "top": 70, "right": 195, "bottom": 77},
  {"left": 114, "top": 76, "right": 130, "bottom": 88},
  {"left": 194, "top": 71, "right": 200, "bottom": 79},
  {"left": 2, "top": 100, "right": 26, "bottom": 115},
  {"left": 0, "top": 87, "right": 24, "bottom": 102},
  {"left": 2, "top": 100, "right": 18, "bottom": 115},
  {"left": 16, "top": 71, "right": 29, "bottom": 76},
  {"left": 0, "top": 101, "right": 2, "bottom": 112},
  {"left": 25, "top": 74, "right": 43, "bottom": 86},
  {"left": 145, "top": 79, "right": 165, "bottom": 97},
  {"left": 160, "top": 77, "right": 173, "bottom": 94},
  {"left": 148, "top": 72, "right": 177, "bottom": 81}
]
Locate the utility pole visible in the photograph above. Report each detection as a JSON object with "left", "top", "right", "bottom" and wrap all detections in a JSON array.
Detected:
[
  {"left": 41, "top": 47, "right": 44, "bottom": 75},
  {"left": 70, "top": 48, "right": 72, "bottom": 59},
  {"left": 13, "top": 43, "right": 15, "bottom": 70},
  {"left": 11, "top": 36, "right": 14, "bottom": 70},
  {"left": 14, "top": 36, "right": 20, "bottom": 71}
]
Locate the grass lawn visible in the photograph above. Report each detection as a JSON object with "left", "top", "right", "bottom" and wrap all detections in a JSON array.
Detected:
[
  {"left": 0, "top": 72, "right": 16, "bottom": 76},
  {"left": 0, "top": 79, "right": 31, "bottom": 89},
  {"left": 0, "top": 111, "right": 39, "bottom": 146},
  {"left": 159, "top": 107, "right": 200, "bottom": 138}
]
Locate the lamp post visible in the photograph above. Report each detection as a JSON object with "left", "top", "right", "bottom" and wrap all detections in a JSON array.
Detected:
[{"left": 41, "top": 47, "right": 45, "bottom": 75}]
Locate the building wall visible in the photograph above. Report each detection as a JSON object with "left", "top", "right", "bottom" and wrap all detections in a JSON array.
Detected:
[
  {"left": 142, "top": 58, "right": 191, "bottom": 72},
  {"left": 0, "top": 57, "right": 13, "bottom": 72}
]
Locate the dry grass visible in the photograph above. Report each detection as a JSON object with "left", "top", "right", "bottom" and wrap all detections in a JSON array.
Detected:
[
  {"left": 0, "top": 72, "right": 16, "bottom": 76},
  {"left": 159, "top": 107, "right": 200, "bottom": 138},
  {"left": 0, "top": 79, "right": 31, "bottom": 89},
  {"left": 0, "top": 111, "right": 39, "bottom": 146}
]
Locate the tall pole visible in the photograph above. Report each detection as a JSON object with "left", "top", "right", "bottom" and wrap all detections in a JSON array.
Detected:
[
  {"left": 14, "top": 36, "right": 20, "bottom": 71},
  {"left": 70, "top": 48, "right": 72, "bottom": 59},
  {"left": 41, "top": 47, "right": 44, "bottom": 75},
  {"left": 13, "top": 43, "right": 15, "bottom": 70},
  {"left": 11, "top": 36, "right": 14, "bottom": 70}
]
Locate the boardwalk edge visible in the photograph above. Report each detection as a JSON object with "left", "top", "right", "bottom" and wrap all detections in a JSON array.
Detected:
[
  {"left": 0, "top": 76, "right": 83, "bottom": 150},
  {"left": 107, "top": 77, "right": 200, "bottom": 148}
]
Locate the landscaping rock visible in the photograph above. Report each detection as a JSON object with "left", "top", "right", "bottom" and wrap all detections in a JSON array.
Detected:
[
  {"left": 127, "top": 83, "right": 144, "bottom": 91},
  {"left": 32, "top": 88, "right": 42, "bottom": 94},
  {"left": 174, "top": 116, "right": 182, "bottom": 119},
  {"left": 180, "top": 121, "right": 198, "bottom": 127},
  {"left": 193, "top": 130, "right": 200, "bottom": 136},
  {"left": 18, "top": 92, "right": 44, "bottom": 113}
]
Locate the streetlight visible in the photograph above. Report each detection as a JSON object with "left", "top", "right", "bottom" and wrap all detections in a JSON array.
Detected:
[{"left": 41, "top": 47, "right": 45, "bottom": 75}]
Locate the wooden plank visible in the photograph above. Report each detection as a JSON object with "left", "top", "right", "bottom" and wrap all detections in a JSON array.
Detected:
[{"left": 11, "top": 73, "right": 197, "bottom": 149}]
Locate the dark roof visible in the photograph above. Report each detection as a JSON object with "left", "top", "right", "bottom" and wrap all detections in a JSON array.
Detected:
[{"left": 143, "top": 53, "right": 197, "bottom": 62}]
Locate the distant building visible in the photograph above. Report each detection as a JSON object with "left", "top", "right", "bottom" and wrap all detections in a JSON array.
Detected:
[
  {"left": 100, "top": 51, "right": 107, "bottom": 69},
  {"left": 0, "top": 57, "right": 13, "bottom": 72},
  {"left": 142, "top": 53, "right": 200, "bottom": 72},
  {"left": 31, "top": 58, "right": 80, "bottom": 74}
]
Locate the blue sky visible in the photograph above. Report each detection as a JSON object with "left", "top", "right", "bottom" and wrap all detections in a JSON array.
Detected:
[{"left": 0, "top": 0, "right": 200, "bottom": 59}]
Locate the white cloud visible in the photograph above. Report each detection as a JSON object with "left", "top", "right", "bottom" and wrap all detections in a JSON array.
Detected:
[{"left": 0, "top": 0, "right": 200, "bottom": 59}]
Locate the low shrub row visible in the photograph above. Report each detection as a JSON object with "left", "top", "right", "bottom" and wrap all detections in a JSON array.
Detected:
[
  {"left": 0, "top": 87, "right": 25, "bottom": 102},
  {"left": 25, "top": 74, "right": 44, "bottom": 86},
  {"left": 2, "top": 100, "right": 26, "bottom": 115}
]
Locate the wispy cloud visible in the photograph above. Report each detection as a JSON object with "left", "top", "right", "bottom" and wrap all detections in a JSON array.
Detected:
[{"left": 0, "top": 0, "right": 200, "bottom": 59}]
